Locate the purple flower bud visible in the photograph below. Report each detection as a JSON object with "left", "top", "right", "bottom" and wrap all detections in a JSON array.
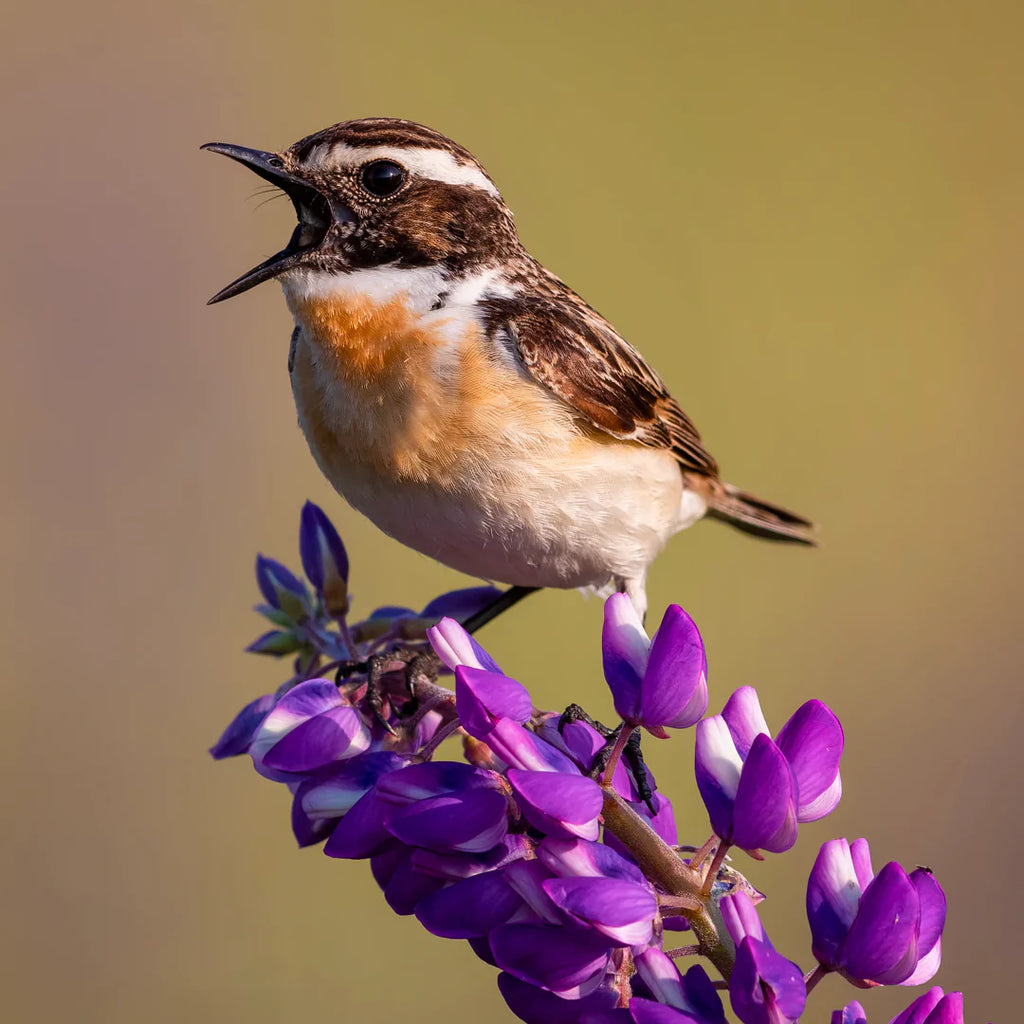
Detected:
[
  {"left": 695, "top": 687, "right": 843, "bottom": 853},
  {"left": 497, "top": 972, "right": 619, "bottom": 1024},
  {"left": 832, "top": 1003, "right": 867, "bottom": 1024},
  {"left": 249, "top": 679, "right": 370, "bottom": 778},
  {"left": 376, "top": 761, "right": 510, "bottom": 853},
  {"left": 506, "top": 768, "right": 603, "bottom": 841},
  {"left": 602, "top": 595, "right": 708, "bottom": 734},
  {"left": 427, "top": 616, "right": 503, "bottom": 673},
  {"left": 323, "top": 785, "right": 394, "bottom": 859},
  {"left": 721, "top": 892, "right": 806, "bottom": 1024},
  {"left": 806, "top": 838, "right": 946, "bottom": 986},
  {"left": 255, "top": 554, "right": 310, "bottom": 621},
  {"left": 542, "top": 875, "right": 658, "bottom": 946},
  {"left": 298, "top": 501, "right": 349, "bottom": 616},
  {"left": 887, "top": 987, "right": 977, "bottom": 1024},
  {"left": 294, "top": 751, "right": 409, "bottom": 824},
  {"left": 633, "top": 951, "right": 725, "bottom": 1024},
  {"left": 209, "top": 692, "right": 275, "bottom": 759}
]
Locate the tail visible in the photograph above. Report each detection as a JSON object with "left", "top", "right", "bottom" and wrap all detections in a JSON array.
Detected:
[{"left": 706, "top": 482, "right": 817, "bottom": 545}]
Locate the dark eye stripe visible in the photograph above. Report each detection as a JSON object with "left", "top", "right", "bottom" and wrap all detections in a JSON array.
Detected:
[{"left": 360, "top": 160, "right": 406, "bottom": 198}]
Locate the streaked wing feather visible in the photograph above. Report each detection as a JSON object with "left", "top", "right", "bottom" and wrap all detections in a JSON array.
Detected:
[{"left": 482, "top": 295, "right": 718, "bottom": 477}]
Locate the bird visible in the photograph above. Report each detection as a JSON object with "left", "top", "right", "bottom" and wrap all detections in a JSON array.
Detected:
[{"left": 203, "top": 118, "right": 814, "bottom": 622}]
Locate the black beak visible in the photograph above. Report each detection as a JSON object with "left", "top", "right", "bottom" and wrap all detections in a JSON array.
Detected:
[{"left": 202, "top": 142, "right": 349, "bottom": 304}]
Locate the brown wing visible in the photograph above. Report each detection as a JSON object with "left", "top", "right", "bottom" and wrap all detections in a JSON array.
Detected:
[{"left": 480, "top": 294, "right": 719, "bottom": 478}]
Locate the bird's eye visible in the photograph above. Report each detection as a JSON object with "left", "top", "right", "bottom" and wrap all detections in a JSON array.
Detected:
[{"left": 360, "top": 160, "right": 406, "bottom": 198}]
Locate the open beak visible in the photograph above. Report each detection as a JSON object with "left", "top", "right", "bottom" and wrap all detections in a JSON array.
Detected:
[{"left": 202, "top": 142, "right": 352, "bottom": 304}]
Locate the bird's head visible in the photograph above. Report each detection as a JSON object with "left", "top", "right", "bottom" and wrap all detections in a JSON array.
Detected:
[{"left": 203, "top": 118, "right": 519, "bottom": 304}]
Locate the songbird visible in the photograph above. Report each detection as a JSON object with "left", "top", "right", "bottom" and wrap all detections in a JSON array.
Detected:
[{"left": 203, "top": 118, "right": 814, "bottom": 621}]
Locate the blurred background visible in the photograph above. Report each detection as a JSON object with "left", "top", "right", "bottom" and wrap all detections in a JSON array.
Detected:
[{"left": 2, "top": 1, "right": 1021, "bottom": 1021}]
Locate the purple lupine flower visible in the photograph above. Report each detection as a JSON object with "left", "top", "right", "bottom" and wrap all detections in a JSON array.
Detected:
[
  {"left": 506, "top": 768, "right": 604, "bottom": 840},
  {"left": 209, "top": 692, "right": 275, "bottom": 758},
  {"left": 428, "top": 615, "right": 504, "bottom": 673},
  {"left": 290, "top": 751, "right": 409, "bottom": 846},
  {"left": 721, "top": 891, "right": 806, "bottom": 1024},
  {"left": 414, "top": 868, "right": 527, "bottom": 938},
  {"left": 888, "top": 987, "right": 982, "bottom": 1024},
  {"left": 602, "top": 594, "right": 708, "bottom": 735},
  {"left": 694, "top": 686, "right": 843, "bottom": 853},
  {"left": 374, "top": 761, "right": 511, "bottom": 853},
  {"left": 806, "top": 837, "right": 946, "bottom": 986},
  {"left": 298, "top": 501, "right": 349, "bottom": 615},
  {"left": 249, "top": 678, "right": 370, "bottom": 779},
  {"left": 255, "top": 554, "right": 310, "bottom": 621},
  {"left": 632, "top": 950, "right": 726, "bottom": 1024},
  {"left": 832, "top": 1003, "right": 868, "bottom": 1024}
]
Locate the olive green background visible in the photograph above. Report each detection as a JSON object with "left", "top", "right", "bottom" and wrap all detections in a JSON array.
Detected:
[{"left": 3, "top": 2, "right": 1021, "bottom": 1021}]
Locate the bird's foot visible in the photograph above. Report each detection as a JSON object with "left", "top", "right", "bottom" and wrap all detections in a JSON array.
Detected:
[
  {"left": 558, "top": 705, "right": 655, "bottom": 814},
  {"left": 336, "top": 646, "right": 442, "bottom": 733}
]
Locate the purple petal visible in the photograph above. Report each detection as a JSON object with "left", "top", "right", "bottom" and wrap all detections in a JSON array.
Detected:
[
  {"left": 694, "top": 716, "right": 743, "bottom": 839},
  {"left": 323, "top": 787, "right": 393, "bottom": 859},
  {"left": 378, "top": 852, "right": 446, "bottom": 915},
  {"left": 497, "top": 972, "right": 619, "bottom": 1024},
  {"left": 850, "top": 838, "right": 875, "bottom": 890},
  {"left": 538, "top": 836, "right": 646, "bottom": 885},
  {"left": 543, "top": 875, "right": 657, "bottom": 945},
  {"left": 297, "top": 752, "right": 409, "bottom": 819},
  {"left": 455, "top": 666, "right": 533, "bottom": 737},
  {"left": 629, "top": 1001, "right": 709, "bottom": 1024},
  {"left": 775, "top": 700, "right": 844, "bottom": 818},
  {"left": 415, "top": 869, "right": 523, "bottom": 937},
  {"left": 410, "top": 834, "right": 531, "bottom": 881},
  {"left": 910, "top": 868, "right": 947, "bottom": 961},
  {"left": 721, "top": 686, "right": 770, "bottom": 758},
  {"left": 481, "top": 718, "right": 579, "bottom": 773},
  {"left": 209, "top": 693, "right": 275, "bottom": 759},
  {"left": 602, "top": 592, "right": 649, "bottom": 722},
  {"left": 503, "top": 859, "right": 562, "bottom": 924},
  {"left": 807, "top": 838, "right": 864, "bottom": 966},
  {"left": 290, "top": 796, "right": 337, "bottom": 847},
  {"left": 721, "top": 892, "right": 767, "bottom": 946},
  {"left": 730, "top": 936, "right": 806, "bottom": 1024},
  {"left": 833, "top": 1002, "right": 868, "bottom": 1024},
  {"left": 298, "top": 501, "right": 349, "bottom": 615},
  {"left": 489, "top": 923, "right": 614, "bottom": 992},
  {"left": 887, "top": 987, "right": 946, "bottom": 1024},
  {"left": 420, "top": 586, "right": 503, "bottom": 620},
  {"left": 799, "top": 772, "right": 843, "bottom": 822},
  {"left": 900, "top": 939, "right": 942, "bottom": 988},
  {"left": 842, "top": 862, "right": 920, "bottom": 984},
  {"left": 731, "top": 735, "right": 799, "bottom": 853},
  {"left": 376, "top": 760, "right": 499, "bottom": 803},
  {"left": 427, "top": 616, "right": 503, "bottom": 673},
  {"left": 633, "top": 949, "right": 723, "bottom": 1018},
  {"left": 384, "top": 788, "right": 510, "bottom": 853},
  {"left": 507, "top": 769, "right": 602, "bottom": 840},
  {"left": 261, "top": 705, "right": 370, "bottom": 772},
  {"left": 640, "top": 604, "right": 708, "bottom": 729}
]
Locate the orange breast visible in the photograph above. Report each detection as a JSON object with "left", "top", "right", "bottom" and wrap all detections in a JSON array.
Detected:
[{"left": 286, "top": 290, "right": 570, "bottom": 487}]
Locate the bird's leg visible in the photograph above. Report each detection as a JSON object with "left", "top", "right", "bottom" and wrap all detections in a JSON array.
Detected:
[
  {"left": 558, "top": 705, "right": 656, "bottom": 814},
  {"left": 334, "top": 585, "right": 539, "bottom": 730},
  {"left": 460, "top": 585, "right": 541, "bottom": 634}
]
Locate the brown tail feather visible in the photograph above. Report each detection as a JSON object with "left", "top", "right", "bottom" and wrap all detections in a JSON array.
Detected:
[{"left": 706, "top": 482, "right": 818, "bottom": 545}]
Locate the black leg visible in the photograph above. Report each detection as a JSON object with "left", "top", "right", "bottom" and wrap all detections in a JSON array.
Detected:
[{"left": 460, "top": 585, "right": 541, "bottom": 635}]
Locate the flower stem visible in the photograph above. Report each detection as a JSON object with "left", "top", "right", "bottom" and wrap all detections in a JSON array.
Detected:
[
  {"left": 663, "top": 944, "right": 700, "bottom": 960},
  {"left": 700, "top": 840, "right": 731, "bottom": 897},
  {"left": 600, "top": 787, "right": 735, "bottom": 980},
  {"left": 804, "top": 963, "right": 829, "bottom": 995}
]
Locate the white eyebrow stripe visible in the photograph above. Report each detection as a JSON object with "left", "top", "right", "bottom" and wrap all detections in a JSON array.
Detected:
[{"left": 313, "top": 143, "right": 500, "bottom": 196}]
